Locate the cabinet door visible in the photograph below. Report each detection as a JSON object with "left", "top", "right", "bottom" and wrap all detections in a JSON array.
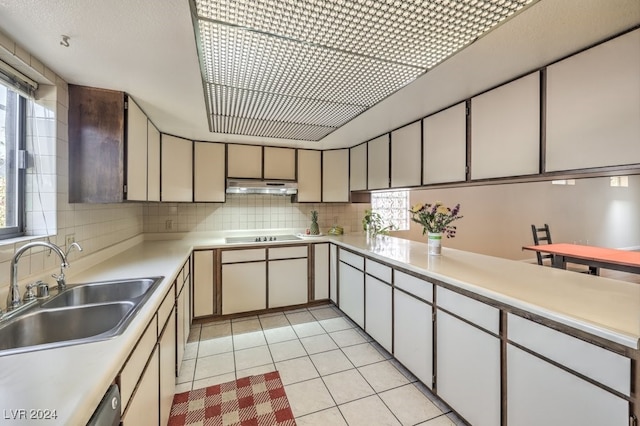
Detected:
[
  {"left": 314, "top": 243, "right": 329, "bottom": 300},
  {"left": 471, "top": 72, "right": 540, "bottom": 180},
  {"left": 364, "top": 275, "right": 392, "bottom": 352},
  {"left": 269, "top": 258, "right": 308, "bottom": 308},
  {"left": 507, "top": 344, "right": 628, "bottom": 426},
  {"left": 122, "top": 345, "right": 159, "bottom": 425},
  {"left": 159, "top": 308, "right": 176, "bottom": 426},
  {"left": 228, "top": 144, "right": 262, "bottom": 178},
  {"left": 222, "top": 262, "right": 266, "bottom": 314},
  {"left": 297, "top": 150, "right": 322, "bottom": 202},
  {"left": 176, "top": 286, "right": 186, "bottom": 371},
  {"left": 194, "top": 142, "right": 225, "bottom": 202},
  {"left": 193, "top": 250, "right": 214, "bottom": 318},
  {"left": 350, "top": 143, "right": 367, "bottom": 191},
  {"left": 423, "top": 103, "right": 467, "bottom": 184},
  {"left": 161, "top": 134, "right": 193, "bottom": 202},
  {"left": 394, "top": 289, "right": 433, "bottom": 388},
  {"left": 391, "top": 122, "right": 421, "bottom": 188},
  {"left": 546, "top": 29, "right": 640, "bottom": 172},
  {"left": 264, "top": 147, "right": 296, "bottom": 180},
  {"left": 322, "top": 149, "right": 349, "bottom": 202},
  {"left": 147, "top": 120, "right": 161, "bottom": 201},
  {"left": 68, "top": 85, "right": 125, "bottom": 203},
  {"left": 329, "top": 244, "right": 338, "bottom": 304},
  {"left": 436, "top": 310, "right": 501, "bottom": 426},
  {"left": 367, "top": 135, "right": 390, "bottom": 190},
  {"left": 338, "top": 262, "right": 364, "bottom": 328},
  {"left": 126, "top": 98, "right": 148, "bottom": 201}
]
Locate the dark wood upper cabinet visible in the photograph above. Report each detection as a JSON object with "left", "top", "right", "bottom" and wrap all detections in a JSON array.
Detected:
[{"left": 68, "top": 85, "right": 126, "bottom": 203}]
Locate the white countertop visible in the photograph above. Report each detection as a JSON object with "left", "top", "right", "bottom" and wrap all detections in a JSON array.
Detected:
[
  {"left": 1, "top": 233, "right": 638, "bottom": 425},
  {"left": 332, "top": 234, "right": 640, "bottom": 349}
]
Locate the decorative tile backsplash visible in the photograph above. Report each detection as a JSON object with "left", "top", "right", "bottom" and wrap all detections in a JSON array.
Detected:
[{"left": 143, "top": 194, "right": 370, "bottom": 234}]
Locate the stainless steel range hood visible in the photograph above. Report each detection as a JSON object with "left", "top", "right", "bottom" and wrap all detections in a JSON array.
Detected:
[{"left": 226, "top": 179, "right": 298, "bottom": 195}]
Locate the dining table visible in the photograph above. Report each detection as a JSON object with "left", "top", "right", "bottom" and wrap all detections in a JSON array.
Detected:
[{"left": 522, "top": 243, "right": 640, "bottom": 275}]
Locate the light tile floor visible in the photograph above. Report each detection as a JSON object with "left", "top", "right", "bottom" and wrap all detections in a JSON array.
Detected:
[{"left": 176, "top": 304, "right": 465, "bottom": 426}]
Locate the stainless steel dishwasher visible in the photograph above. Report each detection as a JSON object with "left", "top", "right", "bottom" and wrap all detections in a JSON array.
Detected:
[{"left": 86, "top": 384, "right": 120, "bottom": 426}]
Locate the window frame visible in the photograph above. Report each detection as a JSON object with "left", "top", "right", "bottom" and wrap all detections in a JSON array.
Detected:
[{"left": 0, "top": 85, "right": 26, "bottom": 240}]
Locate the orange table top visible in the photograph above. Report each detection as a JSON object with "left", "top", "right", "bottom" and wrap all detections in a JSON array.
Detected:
[{"left": 522, "top": 243, "right": 640, "bottom": 268}]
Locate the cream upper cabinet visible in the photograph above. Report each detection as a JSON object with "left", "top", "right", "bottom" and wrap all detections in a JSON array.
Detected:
[
  {"left": 423, "top": 103, "right": 467, "bottom": 184},
  {"left": 264, "top": 146, "right": 296, "bottom": 180},
  {"left": 350, "top": 143, "right": 367, "bottom": 191},
  {"left": 322, "top": 149, "right": 349, "bottom": 202},
  {"left": 391, "top": 121, "right": 421, "bottom": 188},
  {"left": 125, "top": 98, "right": 148, "bottom": 201},
  {"left": 194, "top": 142, "right": 225, "bottom": 202},
  {"left": 546, "top": 29, "right": 640, "bottom": 172},
  {"left": 297, "top": 149, "right": 322, "bottom": 202},
  {"left": 161, "top": 134, "right": 193, "bottom": 202},
  {"left": 227, "top": 144, "right": 262, "bottom": 178},
  {"left": 471, "top": 72, "right": 540, "bottom": 180},
  {"left": 147, "top": 121, "right": 160, "bottom": 202},
  {"left": 367, "top": 135, "right": 390, "bottom": 190}
]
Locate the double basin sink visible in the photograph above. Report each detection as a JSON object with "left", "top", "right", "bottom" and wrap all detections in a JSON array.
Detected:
[{"left": 0, "top": 276, "right": 164, "bottom": 357}]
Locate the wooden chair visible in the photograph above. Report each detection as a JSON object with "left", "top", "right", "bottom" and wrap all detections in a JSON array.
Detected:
[
  {"left": 530, "top": 224, "right": 599, "bottom": 275},
  {"left": 531, "top": 224, "right": 554, "bottom": 266}
]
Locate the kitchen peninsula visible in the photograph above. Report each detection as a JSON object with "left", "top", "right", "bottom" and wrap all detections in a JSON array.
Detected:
[{"left": 1, "top": 233, "right": 638, "bottom": 425}]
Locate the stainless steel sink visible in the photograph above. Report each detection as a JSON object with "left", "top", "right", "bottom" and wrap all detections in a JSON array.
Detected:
[
  {"left": 0, "top": 302, "right": 135, "bottom": 354},
  {"left": 0, "top": 276, "right": 164, "bottom": 357},
  {"left": 42, "top": 278, "right": 158, "bottom": 308}
]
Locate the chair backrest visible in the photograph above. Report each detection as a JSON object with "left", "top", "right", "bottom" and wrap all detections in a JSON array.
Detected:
[{"left": 531, "top": 224, "right": 554, "bottom": 266}]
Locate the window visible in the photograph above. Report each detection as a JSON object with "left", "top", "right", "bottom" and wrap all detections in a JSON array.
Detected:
[
  {"left": 0, "top": 82, "right": 25, "bottom": 238},
  {"left": 371, "top": 190, "right": 410, "bottom": 231}
]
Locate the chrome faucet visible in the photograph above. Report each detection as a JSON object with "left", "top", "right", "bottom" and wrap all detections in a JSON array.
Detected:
[{"left": 5, "top": 241, "right": 68, "bottom": 311}]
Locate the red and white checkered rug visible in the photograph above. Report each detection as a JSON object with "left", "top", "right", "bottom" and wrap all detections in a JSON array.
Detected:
[{"left": 168, "top": 371, "right": 296, "bottom": 426}]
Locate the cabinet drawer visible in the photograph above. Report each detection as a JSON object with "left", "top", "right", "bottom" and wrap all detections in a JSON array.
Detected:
[
  {"left": 437, "top": 287, "right": 499, "bottom": 334},
  {"left": 339, "top": 249, "right": 364, "bottom": 270},
  {"left": 157, "top": 284, "right": 175, "bottom": 334},
  {"left": 508, "top": 314, "right": 630, "bottom": 396},
  {"left": 269, "top": 246, "right": 308, "bottom": 260},
  {"left": 365, "top": 259, "right": 391, "bottom": 283},
  {"left": 395, "top": 271, "right": 433, "bottom": 303},
  {"left": 222, "top": 249, "right": 266, "bottom": 263},
  {"left": 120, "top": 315, "right": 158, "bottom": 409}
]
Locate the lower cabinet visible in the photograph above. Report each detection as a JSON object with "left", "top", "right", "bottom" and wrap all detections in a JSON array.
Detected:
[
  {"left": 436, "top": 310, "right": 501, "bottom": 426},
  {"left": 222, "top": 262, "right": 266, "bottom": 314},
  {"left": 176, "top": 258, "right": 191, "bottom": 373},
  {"left": 393, "top": 288, "right": 433, "bottom": 388},
  {"left": 313, "top": 243, "right": 329, "bottom": 300},
  {"left": 329, "top": 244, "right": 338, "bottom": 304},
  {"left": 193, "top": 250, "right": 214, "bottom": 318},
  {"left": 159, "top": 307, "right": 176, "bottom": 426},
  {"left": 118, "top": 273, "right": 190, "bottom": 426},
  {"left": 507, "top": 344, "right": 628, "bottom": 426},
  {"left": 338, "top": 261, "right": 364, "bottom": 328},
  {"left": 269, "top": 258, "right": 308, "bottom": 308},
  {"left": 268, "top": 246, "right": 308, "bottom": 308},
  {"left": 364, "top": 274, "right": 392, "bottom": 352},
  {"left": 122, "top": 346, "right": 160, "bottom": 425}
]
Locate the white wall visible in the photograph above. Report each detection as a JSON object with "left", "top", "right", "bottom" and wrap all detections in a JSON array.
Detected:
[{"left": 393, "top": 176, "right": 640, "bottom": 260}]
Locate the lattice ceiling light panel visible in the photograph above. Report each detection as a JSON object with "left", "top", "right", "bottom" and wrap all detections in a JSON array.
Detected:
[{"left": 191, "top": 0, "right": 535, "bottom": 141}]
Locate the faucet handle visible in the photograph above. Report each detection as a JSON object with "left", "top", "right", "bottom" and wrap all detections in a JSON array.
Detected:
[
  {"left": 23, "top": 282, "right": 38, "bottom": 302},
  {"left": 52, "top": 272, "right": 66, "bottom": 291}
]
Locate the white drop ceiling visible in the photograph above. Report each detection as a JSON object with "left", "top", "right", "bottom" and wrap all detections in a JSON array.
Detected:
[{"left": 0, "top": 0, "right": 638, "bottom": 149}]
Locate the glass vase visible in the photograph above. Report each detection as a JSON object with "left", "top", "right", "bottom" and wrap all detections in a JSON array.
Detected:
[{"left": 427, "top": 232, "right": 442, "bottom": 255}]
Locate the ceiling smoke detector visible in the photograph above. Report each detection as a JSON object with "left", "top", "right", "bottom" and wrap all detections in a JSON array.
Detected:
[{"left": 190, "top": 0, "right": 536, "bottom": 141}]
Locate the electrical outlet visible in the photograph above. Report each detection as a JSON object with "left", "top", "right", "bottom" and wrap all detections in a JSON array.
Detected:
[
  {"left": 165, "top": 220, "right": 173, "bottom": 230},
  {"left": 65, "top": 234, "right": 75, "bottom": 247}
]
